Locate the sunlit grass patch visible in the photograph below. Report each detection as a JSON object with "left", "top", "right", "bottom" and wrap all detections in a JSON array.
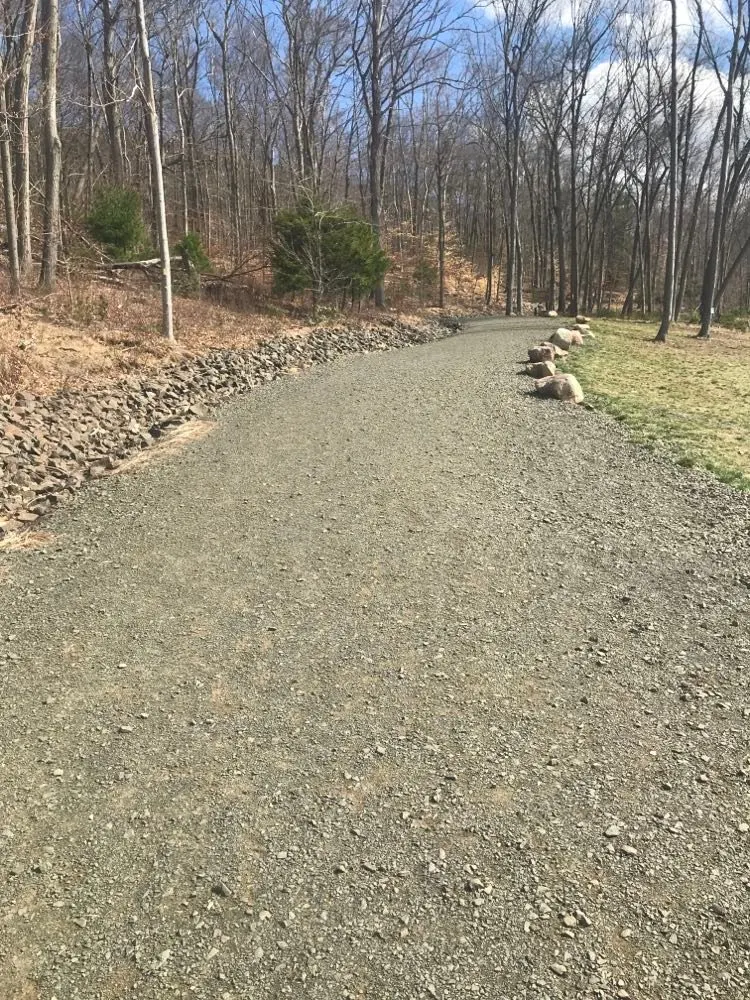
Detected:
[{"left": 562, "top": 319, "right": 750, "bottom": 490}]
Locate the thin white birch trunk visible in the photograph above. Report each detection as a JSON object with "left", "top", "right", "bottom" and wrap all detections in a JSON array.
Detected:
[{"left": 134, "top": 0, "right": 174, "bottom": 341}]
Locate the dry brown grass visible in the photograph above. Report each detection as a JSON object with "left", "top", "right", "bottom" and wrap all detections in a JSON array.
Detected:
[
  {"left": 0, "top": 276, "right": 293, "bottom": 397},
  {"left": 0, "top": 529, "right": 56, "bottom": 552},
  {"left": 0, "top": 277, "right": 446, "bottom": 399}
]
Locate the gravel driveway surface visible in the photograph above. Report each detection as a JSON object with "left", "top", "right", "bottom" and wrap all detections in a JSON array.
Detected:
[{"left": 1, "top": 317, "right": 749, "bottom": 1000}]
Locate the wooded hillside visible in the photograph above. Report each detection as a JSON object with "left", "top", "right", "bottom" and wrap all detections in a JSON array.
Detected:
[{"left": 2, "top": 0, "right": 750, "bottom": 337}]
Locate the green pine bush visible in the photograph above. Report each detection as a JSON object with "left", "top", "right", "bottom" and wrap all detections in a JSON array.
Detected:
[
  {"left": 174, "top": 231, "right": 212, "bottom": 273},
  {"left": 87, "top": 187, "right": 147, "bottom": 260},
  {"left": 271, "top": 201, "right": 389, "bottom": 305}
]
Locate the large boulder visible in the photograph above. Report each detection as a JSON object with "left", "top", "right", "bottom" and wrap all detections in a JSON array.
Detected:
[
  {"left": 572, "top": 322, "right": 591, "bottom": 335},
  {"left": 526, "top": 360, "right": 556, "bottom": 378},
  {"left": 550, "top": 328, "right": 574, "bottom": 351},
  {"left": 547, "top": 309, "right": 558, "bottom": 318},
  {"left": 575, "top": 314, "right": 589, "bottom": 325},
  {"left": 542, "top": 341, "right": 568, "bottom": 359},
  {"left": 568, "top": 330, "right": 584, "bottom": 346},
  {"left": 534, "top": 373, "right": 584, "bottom": 404},
  {"left": 528, "top": 344, "right": 556, "bottom": 363}
]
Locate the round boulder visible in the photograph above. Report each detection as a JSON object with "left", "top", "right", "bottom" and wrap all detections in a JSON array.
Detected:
[
  {"left": 525, "top": 360, "right": 556, "bottom": 378},
  {"left": 528, "top": 344, "right": 556, "bottom": 363},
  {"left": 550, "top": 328, "right": 574, "bottom": 351},
  {"left": 542, "top": 341, "right": 568, "bottom": 359},
  {"left": 534, "top": 373, "right": 584, "bottom": 404}
]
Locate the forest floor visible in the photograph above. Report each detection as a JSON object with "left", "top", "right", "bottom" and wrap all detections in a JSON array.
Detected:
[
  {"left": 1, "top": 318, "right": 749, "bottom": 999},
  {"left": 561, "top": 318, "right": 750, "bottom": 490}
]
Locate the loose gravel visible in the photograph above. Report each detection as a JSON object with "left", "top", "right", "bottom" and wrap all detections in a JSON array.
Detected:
[{"left": 1, "top": 317, "right": 749, "bottom": 1000}]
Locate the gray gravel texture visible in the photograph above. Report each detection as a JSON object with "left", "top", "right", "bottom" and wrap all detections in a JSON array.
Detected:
[{"left": 1, "top": 317, "right": 749, "bottom": 1000}]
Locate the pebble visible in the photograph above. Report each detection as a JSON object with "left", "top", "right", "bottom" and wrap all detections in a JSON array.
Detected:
[{"left": 550, "top": 963, "right": 568, "bottom": 976}]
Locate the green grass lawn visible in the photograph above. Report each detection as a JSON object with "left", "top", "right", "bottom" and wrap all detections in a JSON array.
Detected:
[{"left": 561, "top": 318, "right": 750, "bottom": 490}]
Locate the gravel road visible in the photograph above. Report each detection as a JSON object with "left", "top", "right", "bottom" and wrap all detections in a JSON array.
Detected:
[{"left": 1, "top": 317, "right": 749, "bottom": 1000}]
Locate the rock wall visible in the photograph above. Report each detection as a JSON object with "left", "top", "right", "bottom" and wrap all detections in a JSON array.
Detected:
[{"left": 0, "top": 318, "right": 457, "bottom": 533}]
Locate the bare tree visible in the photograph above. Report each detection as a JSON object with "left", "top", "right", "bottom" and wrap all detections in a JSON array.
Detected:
[
  {"left": 101, "top": 0, "right": 128, "bottom": 184},
  {"left": 39, "top": 0, "right": 62, "bottom": 291},
  {"left": 480, "top": 0, "right": 551, "bottom": 315},
  {"left": 250, "top": 0, "right": 351, "bottom": 195},
  {"left": 0, "top": 56, "right": 21, "bottom": 294},
  {"left": 655, "top": 0, "right": 678, "bottom": 342},
  {"left": 10, "top": 0, "right": 38, "bottom": 277},
  {"left": 353, "top": 0, "right": 459, "bottom": 306},
  {"left": 696, "top": 0, "right": 750, "bottom": 338},
  {"left": 134, "top": 0, "right": 174, "bottom": 340},
  {"left": 208, "top": 0, "right": 242, "bottom": 260},
  {"left": 431, "top": 81, "right": 464, "bottom": 308}
]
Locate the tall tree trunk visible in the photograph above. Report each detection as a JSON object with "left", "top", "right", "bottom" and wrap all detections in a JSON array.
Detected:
[
  {"left": 547, "top": 151, "right": 556, "bottom": 310},
  {"left": 0, "top": 84, "right": 21, "bottom": 295},
  {"left": 12, "top": 0, "right": 38, "bottom": 278},
  {"left": 673, "top": 20, "right": 703, "bottom": 319},
  {"left": 698, "top": 6, "right": 744, "bottom": 338},
  {"left": 485, "top": 161, "right": 493, "bottom": 306},
  {"left": 553, "top": 143, "right": 566, "bottom": 313},
  {"left": 505, "top": 150, "right": 519, "bottom": 316},
  {"left": 39, "top": 0, "right": 61, "bottom": 292},
  {"left": 514, "top": 221, "right": 522, "bottom": 314},
  {"left": 172, "top": 66, "right": 189, "bottom": 237},
  {"left": 368, "top": 0, "right": 385, "bottom": 307},
  {"left": 135, "top": 0, "right": 174, "bottom": 341},
  {"left": 436, "top": 143, "right": 446, "bottom": 310},
  {"left": 102, "top": 0, "right": 126, "bottom": 184},
  {"left": 569, "top": 115, "right": 579, "bottom": 316},
  {"left": 220, "top": 42, "right": 240, "bottom": 259},
  {"left": 656, "top": 0, "right": 678, "bottom": 343},
  {"left": 622, "top": 204, "right": 641, "bottom": 318},
  {"left": 674, "top": 124, "right": 720, "bottom": 317},
  {"left": 595, "top": 218, "right": 606, "bottom": 312}
]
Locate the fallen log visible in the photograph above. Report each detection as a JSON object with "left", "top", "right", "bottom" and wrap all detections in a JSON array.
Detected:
[{"left": 104, "top": 256, "right": 184, "bottom": 271}]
